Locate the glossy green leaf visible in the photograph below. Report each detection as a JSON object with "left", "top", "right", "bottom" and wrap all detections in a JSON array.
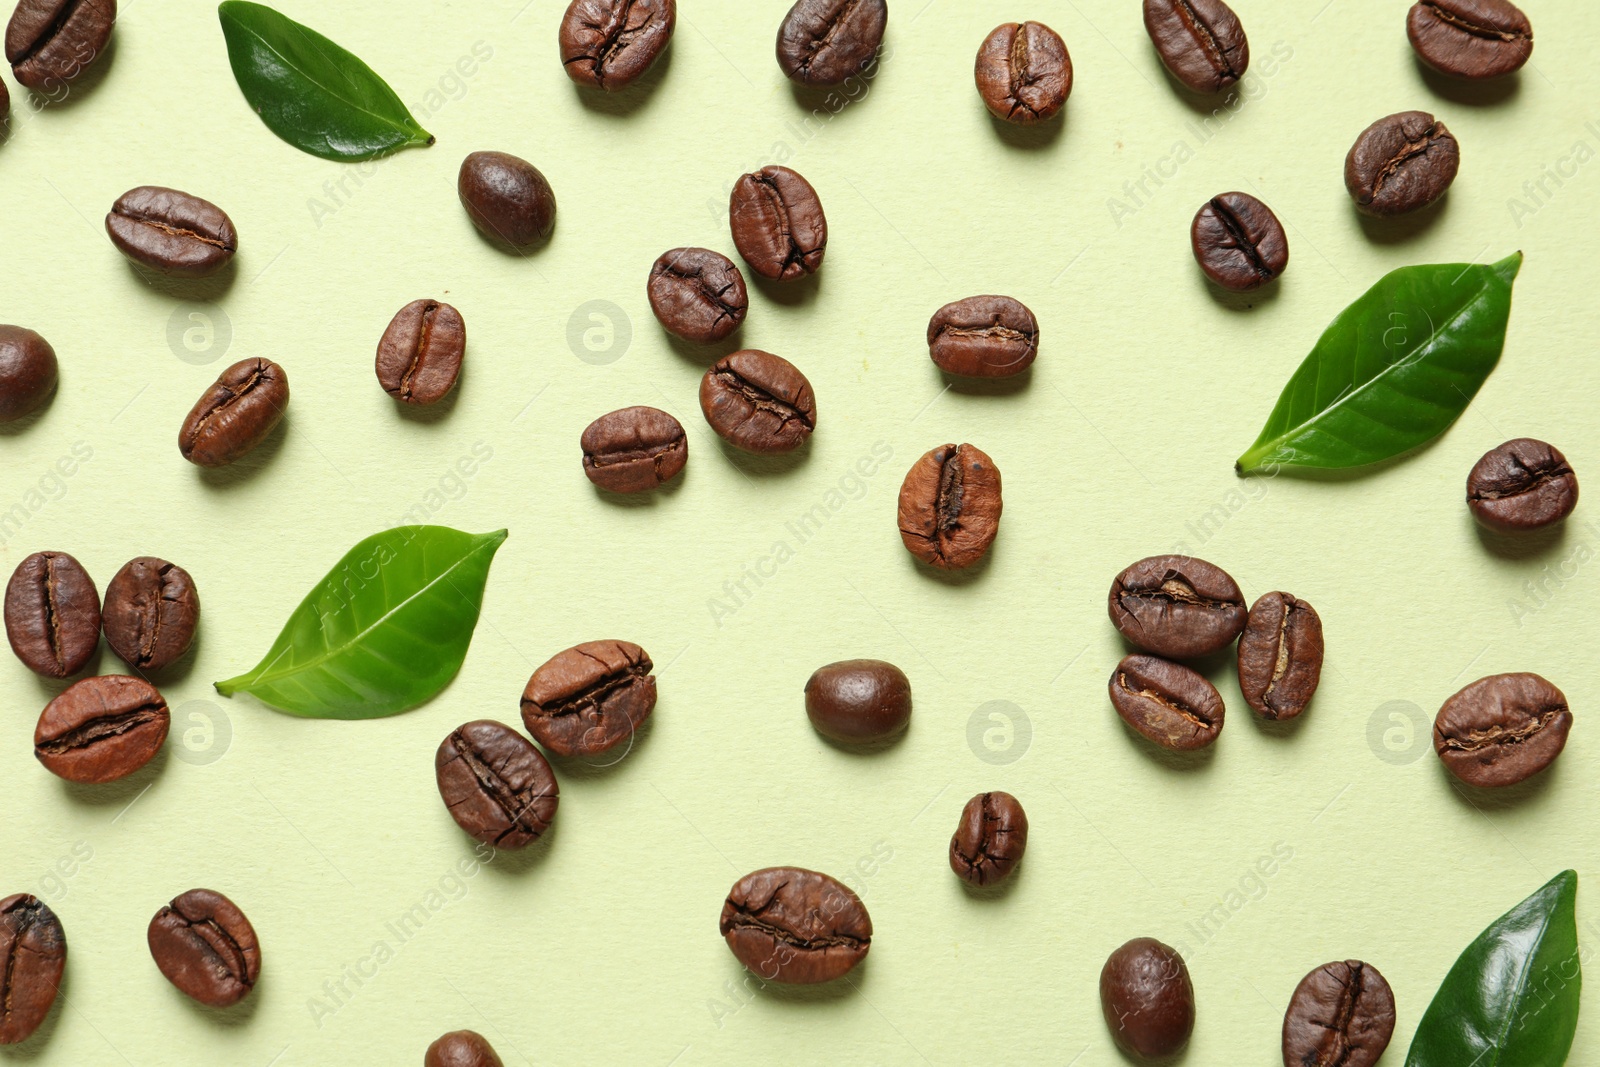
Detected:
[
  {"left": 1237, "top": 252, "right": 1523, "bottom": 474},
  {"left": 218, "top": 1, "right": 434, "bottom": 162},
  {"left": 215, "top": 527, "right": 507, "bottom": 719},
  {"left": 1406, "top": 870, "right": 1581, "bottom": 1067}
]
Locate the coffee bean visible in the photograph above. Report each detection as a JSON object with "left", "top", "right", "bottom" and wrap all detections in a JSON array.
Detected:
[
  {"left": 179, "top": 357, "right": 289, "bottom": 468},
  {"left": 804, "top": 659, "right": 911, "bottom": 744},
  {"left": 426, "top": 1030, "right": 504, "bottom": 1067},
  {"left": 1191, "top": 192, "right": 1288, "bottom": 292},
  {"left": 105, "top": 187, "right": 237, "bottom": 278},
  {"left": 375, "top": 299, "right": 465, "bottom": 405},
  {"left": 949, "top": 791, "right": 1028, "bottom": 887},
  {"left": 1408, "top": 0, "right": 1532, "bottom": 79},
  {"left": 521, "top": 640, "right": 656, "bottom": 757},
  {"left": 927, "top": 296, "right": 1038, "bottom": 378},
  {"left": 719, "top": 867, "right": 871, "bottom": 984},
  {"left": 1281, "top": 960, "right": 1396, "bottom": 1067},
  {"left": 1237, "top": 592, "right": 1323, "bottom": 721},
  {"left": 974, "top": 22, "right": 1072, "bottom": 124},
  {"left": 1434, "top": 672, "right": 1571, "bottom": 788},
  {"left": 897, "top": 443, "right": 1003, "bottom": 569},
  {"left": 5, "top": 551, "right": 99, "bottom": 678},
  {"left": 0, "top": 75, "right": 8, "bottom": 117},
  {"left": 581, "top": 407, "right": 687, "bottom": 493},
  {"left": 100, "top": 557, "right": 199, "bottom": 671},
  {"left": 35, "top": 675, "right": 169, "bottom": 783},
  {"left": 559, "top": 0, "right": 675, "bottom": 90},
  {"left": 1467, "top": 438, "right": 1578, "bottom": 533},
  {"left": 1109, "top": 555, "right": 1247, "bottom": 660},
  {"left": 458, "top": 151, "right": 557, "bottom": 249},
  {"left": 0, "top": 324, "right": 57, "bottom": 421},
  {"left": 1100, "top": 938, "right": 1195, "bottom": 1060},
  {"left": 147, "top": 889, "right": 260, "bottom": 1008},
  {"left": 647, "top": 247, "right": 748, "bottom": 344},
  {"left": 5, "top": 0, "right": 115, "bottom": 91},
  {"left": 699, "top": 350, "right": 817, "bottom": 453},
  {"left": 729, "top": 166, "right": 826, "bottom": 281},
  {"left": 1110, "top": 654, "right": 1225, "bottom": 752},
  {"left": 0, "top": 894, "right": 66, "bottom": 1045},
  {"left": 1143, "top": 0, "right": 1249, "bottom": 94},
  {"left": 775, "top": 0, "right": 885, "bottom": 88},
  {"left": 436, "top": 720, "right": 559, "bottom": 847},
  {"left": 1345, "top": 111, "right": 1460, "bottom": 217}
]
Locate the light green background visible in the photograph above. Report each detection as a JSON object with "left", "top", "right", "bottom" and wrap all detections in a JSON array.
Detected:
[{"left": 2, "top": 0, "right": 1596, "bottom": 1063}]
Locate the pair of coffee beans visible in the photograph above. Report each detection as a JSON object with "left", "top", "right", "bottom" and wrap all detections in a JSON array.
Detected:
[
  {"left": 581, "top": 406, "right": 688, "bottom": 493},
  {"left": 648, "top": 247, "right": 748, "bottom": 344},
  {"left": 458, "top": 151, "right": 556, "bottom": 250},
  {"left": 897, "top": 443, "right": 1003, "bottom": 569},
  {"left": 376, "top": 300, "right": 465, "bottom": 406},
  {"left": 1191, "top": 192, "right": 1289, "bottom": 292},
  {"left": 0, "top": 324, "right": 58, "bottom": 422},
  {"left": 106, "top": 187, "right": 237, "bottom": 278},
  {"left": 1467, "top": 438, "right": 1578, "bottom": 532},
  {"left": 180, "top": 357, "right": 290, "bottom": 467},
  {"left": 720, "top": 867, "right": 871, "bottom": 984},
  {"left": 1282, "top": 959, "right": 1396, "bottom": 1067},
  {"left": 700, "top": 350, "right": 817, "bottom": 454},
  {"left": 148, "top": 888, "right": 260, "bottom": 1008},
  {"left": 1101, "top": 937, "right": 1195, "bottom": 1059},
  {"left": 927, "top": 296, "right": 1038, "bottom": 378},
  {"left": 5, "top": 0, "right": 114, "bottom": 91},
  {"left": 1408, "top": 0, "right": 1532, "bottom": 80},
  {"left": 975, "top": 22, "right": 1072, "bottom": 124},
  {"left": 776, "top": 0, "right": 885, "bottom": 89},
  {"left": 804, "top": 659, "right": 911, "bottom": 744},
  {"left": 1434, "top": 672, "right": 1571, "bottom": 788},
  {"left": 949, "top": 792, "right": 1028, "bottom": 887},
  {"left": 1143, "top": 0, "right": 1249, "bottom": 95},
  {"left": 1346, "top": 111, "right": 1460, "bottom": 217},
  {"left": 427, "top": 1029, "right": 504, "bottom": 1067},
  {"left": 0, "top": 893, "right": 66, "bottom": 1044},
  {"left": 558, "top": 0, "right": 675, "bottom": 91}
]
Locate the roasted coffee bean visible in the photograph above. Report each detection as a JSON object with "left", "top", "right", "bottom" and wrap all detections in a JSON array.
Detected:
[
  {"left": 927, "top": 296, "right": 1038, "bottom": 378},
  {"left": 375, "top": 299, "right": 465, "bottom": 405},
  {"left": 1110, "top": 654, "right": 1225, "bottom": 752},
  {"left": 729, "top": 166, "right": 826, "bottom": 281},
  {"left": 436, "top": 720, "right": 559, "bottom": 847},
  {"left": 897, "top": 443, "right": 1003, "bottom": 569},
  {"left": 458, "top": 151, "right": 557, "bottom": 249},
  {"left": 0, "top": 324, "right": 56, "bottom": 422},
  {"left": 147, "top": 889, "right": 260, "bottom": 1008},
  {"left": 1109, "top": 555, "right": 1247, "bottom": 660},
  {"left": 179, "top": 357, "right": 289, "bottom": 468},
  {"left": 775, "top": 0, "right": 886, "bottom": 88},
  {"left": 1237, "top": 592, "right": 1323, "bottom": 721},
  {"left": 521, "top": 640, "right": 656, "bottom": 757},
  {"left": 105, "top": 187, "right": 237, "bottom": 278},
  {"left": 581, "top": 407, "right": 687, "bottom": 493},
  {"left": 1345, "top": 111, "right": 1459, "bottom": 217},
  {"left": 949, "top": 791, "right": 1028, "bottom": 887},
  {"left": 101, "top": 557, "right": 199, "bottom": 671},
  {"left": 720, "top": 867, "right": 871, "bottom": 984},
  {"left": 1191, "top": 192, "right": 1288, "bottom": 292},
  {"left": 647, "top": 247, "right": 748, "bottom": 344},
  {"left": 426, "top": 1030, "right": 504, "bottom": 1067},
  {"left": 1143, "top": 0, "right": 1248, "bottom": 94},
  {"left": 5, "top": 0, "right": 115, "bottom": 91},
  {"left": 5, "top": 551, "right": 99, "bottom": 677},
  {"left": 1101, "top": 938, "right": 1196, "bottom": 1060},
  {"left": 559, "top": 0, "right": 675, "bottom": 90},
  {"left": 1281, "top": 960, "right": 1396, "bottom": 1067},
  {"left": 1408, "top": 0, "right": 1532, "bottom": 79},
  {"left": 0, "top": 894, "right": 66, "bottom": 1045},
  {"left": 804, "top": 659, "right": 911, "bottom": 744},
  {"left": 1434, "top": 672, "right": 1571, "bottom": 788},
  {"left": 0, "top": 75, "right": 8, "bottom": 117},
  {"left": 974, "top": 22, "right": 1072, "bottom": 124},
  {"left": 35, "top": 675, "right": 169, "bottom": 783},
  {"left": 700, "top": 350, "right": 817, "bottom": 453},
  {"left": 1467, "top": 438, "right": 1578, "bottom": 533}
]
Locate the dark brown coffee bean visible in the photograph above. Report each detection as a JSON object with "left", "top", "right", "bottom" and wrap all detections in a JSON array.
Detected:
[
  {"left": 1281, "top": 960, "right": 1396, "bottom": 1067},
  {"left": 720, "top": 867, "right": 871, "bottom": 984},
  {"left": 729, "top": 166, "right": 827, "bottom": 282},
  {"left": 437, "top": 721, "right": 559, "bottom": 848},
  {"left": 35, "top": 675, "right": 169, "bottom": 784},
  {"left": 1110, "top": 654, "right": 1225, "bottom": 752},
  {"left": 101, "top": 556, "right": 199, "bottom": 671},
  {"left": 775, "top": 0, "right": 885, "bottom": 88},
  {"left": 0, "top": 74, "right": 8, "bottom": 117},
  {"left": 0, "top": 325, "right": 57, "bottom": 422},
  {"left": 1434, "top": 672, "right": 1571, "bottom": 788},
  {"left": 1143, "top": 0, "right": 1248, "bottom": 94},
  {"left": 559, "top": 0, "right": 675, "bottom": 90},
  {"left": 5, "top": 551, "right": 99, "bottom": 678},
  {"left": 521, "top": 640, "right": 656, "bottom": 757},
  {"left": 147, "top": 889, "right": 259, "bottom": 1008},
  {"left": 897, "top": 443, "right": 1003, "bottom": 570},
  {"left": 647, "top": 247, "right": 748, "bottom": 344},
  {"left": 699, "top": 350, "right": 817, "bottom": 454},
  {"left": 1102, "top": 938, "right": 1195, "bottom": 1060},
  {"left": 105, "top": 187, "right": 237, "bottom": 279},
  {"left": 949, "top": 791, "right": 1028, "bottom": 887},
  {"left": 581, "top": 407, "right": 687, "bottom": 493},
  {"left": 1408, "top": 0, "right": 1532, "bottom": 79},
  {"left": 458, "top": 151, "right": 557, "bottom": 250},
  {"left": 5, "top": 0, "right": 114, "bottom": 91},
  {"left": 927, "top": 296, "right": 1038, "bottom": 378},
  {"left": 974, "top": 22, "right": 1071, "bottom": 124},
  {"left": 1237, "top": 592, "right": 1323, "bottom": 721},
  {"left": 1467, "top": 438, "right": 1578, "bottom": 533},
  {"left": 426, "top": 1030, "right": 504, "bottom": 1067},
  {"left": 804, "top": 659, "right": 911, "bottom": 744},
  {"left": 1345, "top": 111, "right": 1460, "bottom": 217},
  {"left": 0, "top": 894, "right": 66, "bottom": 1045},
  {"left": 1109, "top": 555, "right": 1246, "bottom": 660},
  {"left": 374, "top": 300, "right": 465, "bottom": 406},
  {"left": 179, "top": 357, "right": 289, "bottom": 468},
  {"left": 1191, "top": 192, "right": 1288, "bottom": 292}
]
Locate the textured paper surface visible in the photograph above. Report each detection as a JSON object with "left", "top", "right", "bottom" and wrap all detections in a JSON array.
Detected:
[{"left": 1, "top": 1, "right": 1596, "bottom": 1063}]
